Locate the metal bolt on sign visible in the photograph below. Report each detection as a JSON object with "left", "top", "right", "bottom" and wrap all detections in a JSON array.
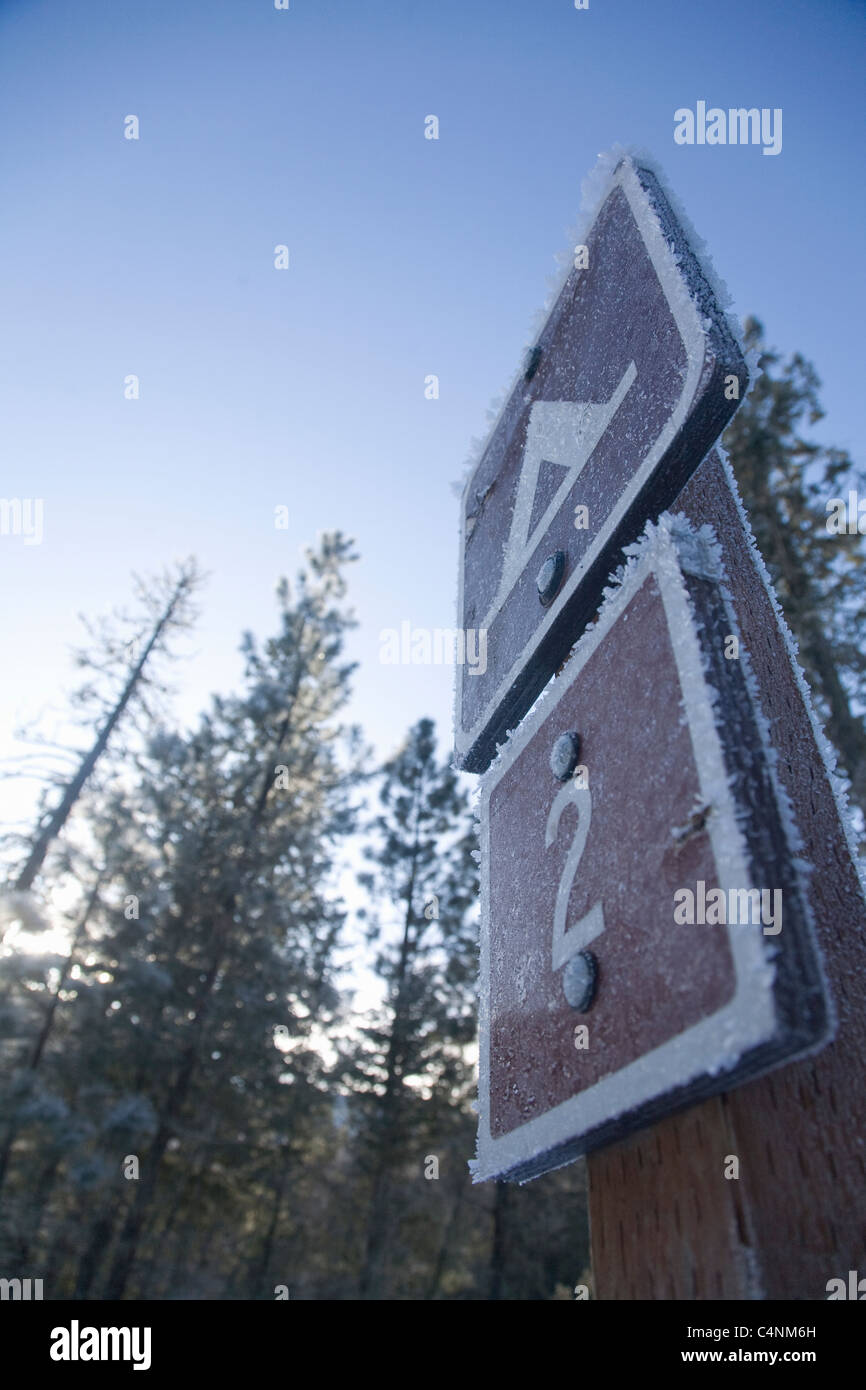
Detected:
[
  {"left": 549, "top": 731, "right": 581, "bottom": 781},
  {"left": 563, "top": 951, "right": 598, "bottom": 1012},
  {"left": 537, "top": 551, "right": 567, "bottom": 606},
  {"left": 524, "top": 345, "right": 543, "bottom": 382}
]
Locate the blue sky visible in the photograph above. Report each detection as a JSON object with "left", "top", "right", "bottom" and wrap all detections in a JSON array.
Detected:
[{"left": 1, "top": 0, "right": 864, "bottom": 840}]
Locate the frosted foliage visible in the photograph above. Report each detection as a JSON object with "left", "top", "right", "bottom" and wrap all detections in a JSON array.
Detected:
[{"left": 104, "top": 1095, "right": 158, "bottom": 1136}]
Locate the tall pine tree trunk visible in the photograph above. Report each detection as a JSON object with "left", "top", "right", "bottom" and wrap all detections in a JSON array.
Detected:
[
  {"left": 0, "top": 877, "right": 102, "bottom": 1193},
  {"left": 74, "top": 1194, "right": 126, "bottom": 1299},
  {"left": 101, "top": 951, "right": 224, "bottom": 1300},
  {"left": 11, "top": 579, "right": 191, "bottom": 899},
  {"left": 489, "top": 1181, "right": 510, "bottom": 1300},
  {"left": 425, "top": 1178, "right": 464, "bottom": 1300},
  {"left": 247, "top": 1149, "right": 291, "bottom": 1297},
  {"left": 102, "top": 664, "right": 304, "bottom": 1300},
  {"left": 14, "top": 1150, "right": 64, "bottom": 1267},
  {"left": 358, "top": 908, "right": 417, "bottom": 1297}
]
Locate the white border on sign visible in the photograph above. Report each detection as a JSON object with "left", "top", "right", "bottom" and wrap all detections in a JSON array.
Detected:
[
  {"left": 457, "top": 157, "right": 709, "bottom": 765},
  {"left": 473, "top": 524, "right": 776, "bottom": 1183}
]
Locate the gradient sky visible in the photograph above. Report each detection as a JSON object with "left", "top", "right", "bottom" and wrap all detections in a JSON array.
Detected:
[{"left": 1, "top": 0, "right": 864, "bottom": 843}]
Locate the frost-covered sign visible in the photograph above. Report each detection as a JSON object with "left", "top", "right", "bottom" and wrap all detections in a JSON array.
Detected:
[
  {"left": 456, "top": 156, "right": 747, "bottom": 773},
  {"left": 472, "top": 520, "right": 831, "bottom": 1183}
]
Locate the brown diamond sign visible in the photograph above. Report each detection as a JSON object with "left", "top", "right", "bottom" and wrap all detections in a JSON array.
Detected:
[
  {"left": 472, "top": 519, "right": 831, "bottom": 1184},
  {"left": 456, "top": 156, "right": 748, "bottom": 773}
]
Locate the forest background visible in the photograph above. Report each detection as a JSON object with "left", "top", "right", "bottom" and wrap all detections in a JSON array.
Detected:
[
  {"left": 1, "top": 327, "right": 863, "bottom": 1299},
  {"left": 1, "top": 0, "right": 863, "bottom": 1302}
]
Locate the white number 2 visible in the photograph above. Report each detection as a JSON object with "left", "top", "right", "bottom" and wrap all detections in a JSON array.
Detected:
[{"left": 545, "top": 779, "right": 605, "bottom": 971}]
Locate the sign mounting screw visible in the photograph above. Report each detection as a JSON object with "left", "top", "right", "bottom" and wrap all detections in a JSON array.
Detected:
[
  {"left": 550, "top": 731, "right": 581, "bottom": 781},
  {"left": 563, "top": 951, "right": 598, "bottom": 1012},
  {"left": 524, "top": 345, "right": 542, "bottom": 381},
  {"left": 536, "top": 550, "right": 566, "bottom": 606}
]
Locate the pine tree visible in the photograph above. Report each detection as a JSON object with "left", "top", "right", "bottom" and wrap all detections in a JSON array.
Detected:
[
  {"left": 0, "top": 561, "right": 203, "bottom": 1249},
  {"left": 347, "top": 718, "right": 479, "bottom": 1299},
  {"left": 1, "top": 559, "right": 202, "bottom": 928},
  {"left": 723, "top": 319, "right": 866, "bottom": 817},
  {"left": 0, "top": 533, "right": 362, "bottom": 1298},
  {"left": 94, "top": 532, "right": 361, "bottom": 1299}
]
